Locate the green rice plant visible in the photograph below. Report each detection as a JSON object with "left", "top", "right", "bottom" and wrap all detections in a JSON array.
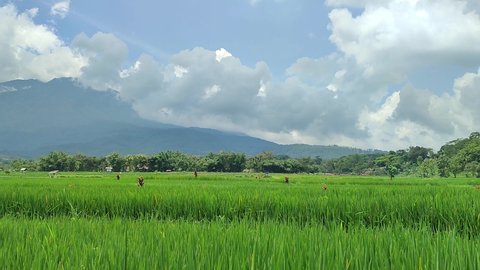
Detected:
[
  {"left": 0, "top": 173, "right": 479, "bottom": 234},
  {"left": 1, "top": 173, "right": 480, "bottom": 269},
  {"left": 0, "top": 218, "right": 479, "bottom": 270}
]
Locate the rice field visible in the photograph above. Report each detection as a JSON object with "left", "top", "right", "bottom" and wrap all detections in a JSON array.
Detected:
[{"left": 1, "top": 172, "right": 480, "bottom": 269}]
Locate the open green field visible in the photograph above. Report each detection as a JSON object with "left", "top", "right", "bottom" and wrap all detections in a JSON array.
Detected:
[{"left": 1, "top": 172, "right": 480, "bottom": 269}]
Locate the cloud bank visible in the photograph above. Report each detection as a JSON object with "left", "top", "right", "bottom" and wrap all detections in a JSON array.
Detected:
[{"left": 1, "top": 1, "right": 480, "bottom": 150}]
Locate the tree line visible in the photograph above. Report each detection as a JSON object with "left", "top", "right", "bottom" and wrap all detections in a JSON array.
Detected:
[{"left": 2, "top": 132, "right": 480, "bottom": 178}]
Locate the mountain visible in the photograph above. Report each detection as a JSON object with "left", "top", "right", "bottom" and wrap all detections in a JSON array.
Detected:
[{"left": 0, "top": 78, "right": 383, "bottom": 159}]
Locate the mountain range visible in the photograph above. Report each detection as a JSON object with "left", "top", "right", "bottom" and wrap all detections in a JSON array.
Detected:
[{"left": 0, "top": 78, "right": 383, "bottom": 159}]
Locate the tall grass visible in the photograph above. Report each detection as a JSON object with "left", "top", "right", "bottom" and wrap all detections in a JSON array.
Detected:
[
  {"left": 1, "top": 172, "right": 480, "bottom": 269},
  {"left": 0, "top": 173, "right": 479, "bottom": 234},
  {"left": 1, "top": 218, "right": 479, "bottom": 270}
]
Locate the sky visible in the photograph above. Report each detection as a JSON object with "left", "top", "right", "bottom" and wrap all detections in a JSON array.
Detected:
[{"left": 1, "top": 0, "right": 480, "bottom": 150}]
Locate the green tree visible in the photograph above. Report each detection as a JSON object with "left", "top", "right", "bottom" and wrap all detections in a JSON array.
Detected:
[
  {"left": 246, "top": 151, "right": 274, "bottom": 172},
  {"left": 38, "top": 152, "right": 69, "bottom": 171},
  {"left": 106, "top": 153, "right": 125, "bottom": 172},
  {"left": 148, "top": 151, "right": 194, "bottom": 172},
  {"left": 406, "top": 146, "right": 433, "bottom": 164},
  {"left": 436, "top": 155, "right": 450, "bottom": 177},
  {"left": 449, "top": 155, "right": 464, "bottom": 178},
  {"left": 217, "top": 152, "right": 246, "bottom": 172},
  {"left": 201, "top": 153, "right": 221, "bottom": 172},
  {"left": 125, "top": 154, "right": 149, "bottom": 171},
  {"left": 464, "top": 161, "right": 480, "bottom": 178},
  {"left": 10, "top": 159, "right": 37, "bottom": 171},
  {"left": 416, "top": 158, "right": 438, "bottom": 178},
  {"left": 376, "top": 153, "right": 401, "bottom": 180}
]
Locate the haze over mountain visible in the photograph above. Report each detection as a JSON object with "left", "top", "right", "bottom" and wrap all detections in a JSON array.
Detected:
[{"left": 0, "top": 79, "right": 381, "bottom": 159}]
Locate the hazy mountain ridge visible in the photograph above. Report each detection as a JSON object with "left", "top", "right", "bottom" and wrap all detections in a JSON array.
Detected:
[
  {"left": 0, "top": 78, "right": 383, "bottom": 159},
  {"left": 277, "top": 144, "right": 383, "bottom": 158}
]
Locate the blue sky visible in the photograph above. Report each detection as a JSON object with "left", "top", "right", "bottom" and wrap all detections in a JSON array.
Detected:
[{"left": 1, "top": 0, "right": 480, "bottom": 150}]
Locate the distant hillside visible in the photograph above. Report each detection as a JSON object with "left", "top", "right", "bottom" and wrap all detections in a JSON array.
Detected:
[
  {"left": 274, "top": 144, "right": 384, "bottom": 159},
  {"left": 0, "top": 78, "right": 383, "bottom": 159},
  {"left": 0, "top": 152, "right": 19, "bottom": 164}
]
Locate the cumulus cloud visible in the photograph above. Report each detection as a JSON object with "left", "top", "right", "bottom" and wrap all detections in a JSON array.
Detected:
[
  {"left": 72, "top": 32, "right": 129, "bottom": 90},
  {"left": 118, "top": 54, "right": 165, "bottom": 101},
  {"left": 118, "top": 48, "right": 271, "bottom": 133},
  {"left": 328, "top": 0, "right": 480, "bottom": 79},
  {"left": 393, "top": 87, "right": 456, "bottom": 134},
  {"left": 112, "top": 47, "right": 369, "bottom": 144},
  {"left": 319, "top": 0, "right": 480, "bottom": 148},
  {"left": 173, "top": 65, "right": 188, "bottom": 78},
  {"left": 264, "top": 53, "right": 379, "bottom": 142},
  {"left": 51, "top": 0, "right": 70, "bottom": 18},
  {"left": 356, "top": 69, "right": 480, "bottom": 150},
  {"left": 215, "top": 48, "right": 232, "bottom": 62},
  {"left": 0, "top": 4, "right": 85, "bottom": 82}
]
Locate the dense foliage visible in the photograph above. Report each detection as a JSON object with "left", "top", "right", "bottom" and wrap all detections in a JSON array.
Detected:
[{"left": 2, "top": 132, "right": 480, "bottom": 178}]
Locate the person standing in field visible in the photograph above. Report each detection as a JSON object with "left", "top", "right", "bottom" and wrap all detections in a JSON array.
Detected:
[
  {"left": 194, "top": 171, "right": 198, "bottom": 178},
  {"left": 137, "top": 176, "right": 144, "bottom": 187},
  {"left": 116, "top": 174, "right": 120, "bottom": 180},
  {"left": 284, "top": 176, "right": 289, "bottom": 184}
]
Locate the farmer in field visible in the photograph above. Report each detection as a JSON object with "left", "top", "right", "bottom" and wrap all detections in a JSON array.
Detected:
[
  {"left": 116, "top": 174, "right": 120, "bottom": 180},
  {"left": 284, "top": 176, "right": 289, "bottom": 184},
  {"left": 194, "top": 171, "right": 198, "bottom": 178},
  {"left": 137, "top": 176, "right": 144, "bottom": 187}
]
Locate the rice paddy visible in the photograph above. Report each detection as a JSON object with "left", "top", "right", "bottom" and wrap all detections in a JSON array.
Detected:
[{"left": 1, "top": 172, "right": 480, "bottom": 269}]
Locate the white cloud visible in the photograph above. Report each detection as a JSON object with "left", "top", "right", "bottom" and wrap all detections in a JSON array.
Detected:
[
  {"left": 393, "top": 87, "right": 456, "bottom": 134},
  {"left": 0, "top": 4, "right": 85, "bottom": 82},
  {"left": 120, "top": 61, "right": 141, "bottom": 79},
  {"left": 118, "top": 54, "right": 165, "bottom": 101},
  {"left": 121, "top": 47, "right": 271, "bottom": 132},
  {"left": 326, "top": 84, "right": 338, "bottom": 92},
  {"left": 0, "top": 86, "right": 17, "bottom": 94},
  {"left": 173, "top": 65, "right": 189, "bottom": 78},
  {"left": 72, "top": 32, "right": 129, "bottom": 90},
  {"left": 257, "top": 80, "right": 267, "bottom": 97},
  {"left": 301, "top": 0, "right": 480, "bottom": 149},
  {"left": 215, "top": 48, "right": 233, "bottom": 62},
  {"left": 328, "top": 0, "right": 480, "bottom": 79},
  {"left": 50, "top": 0, "right": 70, "bottom": 18},
  {"left": 359, "top": 91, "right": 400, "bottom": 128},
  {"left": 203, "top": 85, "right": 222, "bottom": 100},
  {"left": 455, "top": 69, "right": 480, "bottom": 119},
  {"left": 355, "top": 68, "right": 480, "bottom": 150},
  {"left": 26, "top": 7, "right": 39, "bottom": 17}
]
